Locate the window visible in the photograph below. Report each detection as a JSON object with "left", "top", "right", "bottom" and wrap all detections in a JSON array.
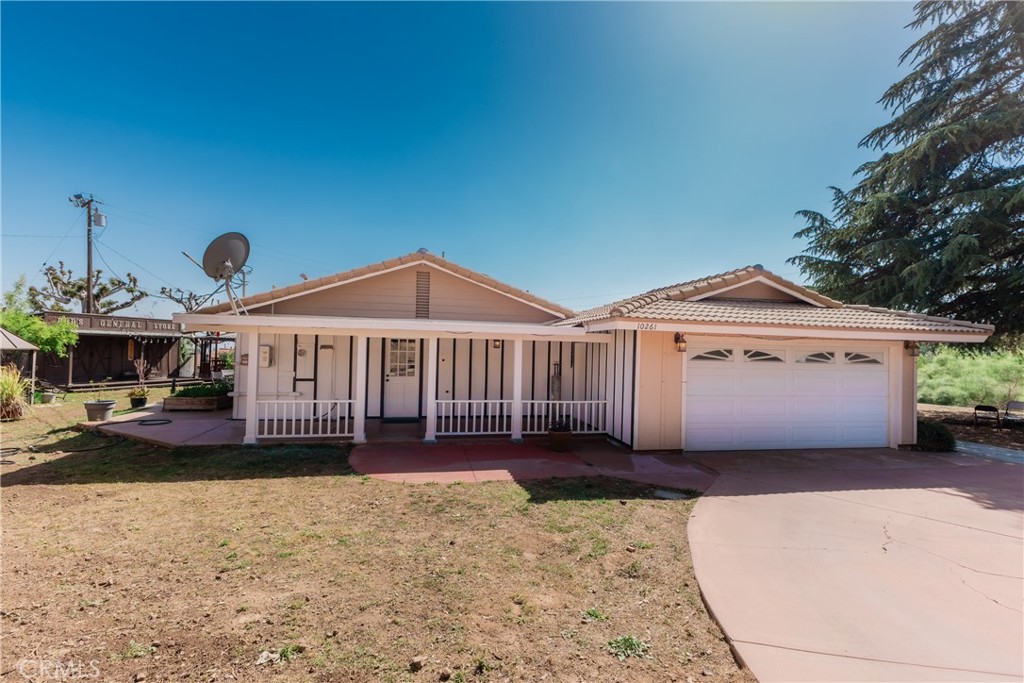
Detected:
[
  {"left": 691, "top": 349, "right": 733, "bottom": 361},
  {"left": 796, "top": 351, "right": 835, "bottom": 364},
  {"left": 389, "top": 339, "right": 417, "bottom": 377},
  {"left": 845, "top": 351, "right": 883, "bottom": 365},
  {"left": 744, "top": 349, "right": 784, "bottom": 362}
]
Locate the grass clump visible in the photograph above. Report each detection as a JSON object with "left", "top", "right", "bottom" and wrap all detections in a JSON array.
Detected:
[
  {"left": 606, "top": 635, "right": 650, "bottom": 660},
  {"left": 117, "top": 640, "right": 155, "bottom": 660},
  {"left": 0, "top": 364, "right": 30, "bottom": 421},
  {"left": 582, "top": 607, "right": 609, "bottom": 623}
]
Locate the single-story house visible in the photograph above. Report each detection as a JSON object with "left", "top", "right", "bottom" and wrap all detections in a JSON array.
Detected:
[{"left": 174, "top": 251, "right": 992, "bottom": 450}]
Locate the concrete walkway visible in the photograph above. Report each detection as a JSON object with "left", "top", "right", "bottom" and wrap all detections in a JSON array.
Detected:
[
  {"left": 84, "top": 405, "right": 243, "bottom": 447},
  {"left": 686, "top": 449, "right": 1024, "bottom": 683},
  {"left": 958, "top": 440, "right": 1024, "bottom": 465},
  {"left": 350, "top": 440, "right": 717, "bottom": 488}
]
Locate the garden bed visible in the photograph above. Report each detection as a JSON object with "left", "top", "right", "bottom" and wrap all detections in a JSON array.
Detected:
[{"left": 162, "top": 395, "right": 233, "bottom": 411}]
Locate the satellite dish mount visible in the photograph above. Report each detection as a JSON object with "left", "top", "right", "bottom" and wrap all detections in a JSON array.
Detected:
[{"left": 201, "top": 232, "right": 251, "bottom": 315}]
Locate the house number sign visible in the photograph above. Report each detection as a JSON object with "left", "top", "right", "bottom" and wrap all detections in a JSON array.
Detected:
[{"left": 636, "top": 323, "right": 658, "bottom": 330}]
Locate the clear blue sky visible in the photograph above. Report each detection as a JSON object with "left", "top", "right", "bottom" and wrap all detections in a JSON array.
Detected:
[{"left": 2, "top": 1, "right": 917, "bottom": 318}]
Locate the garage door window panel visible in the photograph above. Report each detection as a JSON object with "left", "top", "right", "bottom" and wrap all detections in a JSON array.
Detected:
[
  {"left": 691, "top": 349, "right": 734, "bottom": 361},
  {"left": 744, "top": 349, "right": 785, "bottom": 362},
  {"left": 845, "top": 351, "right": 884, "bottom": 365},
  {"left": 796, "top": 351, "right": 835, "bottom": 364}
]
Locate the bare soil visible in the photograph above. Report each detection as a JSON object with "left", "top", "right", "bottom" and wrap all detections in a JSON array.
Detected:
[
  {"left": 1, "top": 396, "right": 751, "bottom": 683},
  {"left": 918, "top": 403, "right": 1024, "bottom": 450}
]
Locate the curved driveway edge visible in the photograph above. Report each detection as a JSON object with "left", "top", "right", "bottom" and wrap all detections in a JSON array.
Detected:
[{"left": 687, "top": 449, "right": 1024, "bottom": 683}]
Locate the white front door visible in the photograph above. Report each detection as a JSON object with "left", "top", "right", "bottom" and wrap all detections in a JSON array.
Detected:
[{"left": 384, "top": 338, "right": 420, "bottom": 418}]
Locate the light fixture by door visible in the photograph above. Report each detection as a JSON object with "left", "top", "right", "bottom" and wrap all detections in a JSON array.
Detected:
[{"left": 674, "top": 333, "right": 687, "bottom": 352}]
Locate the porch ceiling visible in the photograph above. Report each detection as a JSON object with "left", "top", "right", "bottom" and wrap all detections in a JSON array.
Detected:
[{"left": 173, "top": 313, "right": 607, "bottom": 342}]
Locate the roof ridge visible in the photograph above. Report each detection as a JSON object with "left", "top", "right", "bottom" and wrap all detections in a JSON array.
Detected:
[{"left": 194, "top": 250, "right": 576, "bottom": 318}]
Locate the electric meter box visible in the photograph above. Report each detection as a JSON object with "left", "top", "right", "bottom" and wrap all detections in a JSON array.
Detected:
[{"left": 258, "top": 345, "right": 273, "bottom": 368}]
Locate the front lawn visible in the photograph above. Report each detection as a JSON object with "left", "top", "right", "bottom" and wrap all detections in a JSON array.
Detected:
[{"left": 1, "top": 407, "right": 750, "bottom": 682}]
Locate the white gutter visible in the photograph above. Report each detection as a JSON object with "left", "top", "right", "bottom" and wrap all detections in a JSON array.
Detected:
[
  {"left": 580, "top": 319, "right": 992, "bottom": 343},
  {"left": 173, "top": 313, "right": 608, "bottom": 342}
]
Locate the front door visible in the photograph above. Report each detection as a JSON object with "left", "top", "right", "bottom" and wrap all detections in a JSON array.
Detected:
[{"left": 383, "top": 338, "right": 419, "bottom": 418}]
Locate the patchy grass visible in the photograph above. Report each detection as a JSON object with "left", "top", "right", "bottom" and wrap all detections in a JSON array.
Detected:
[{"left": 1, "top": 418, "right": 750, "bottom": 682}]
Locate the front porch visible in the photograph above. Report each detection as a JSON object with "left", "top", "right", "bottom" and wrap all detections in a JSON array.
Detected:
[{"left": 196, "top": 317, "right": 614, "bottom": 446}]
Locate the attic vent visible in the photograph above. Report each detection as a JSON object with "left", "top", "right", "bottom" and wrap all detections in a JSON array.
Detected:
[{"left": 415, "top": 271, "right": 430, "bottom": 318}]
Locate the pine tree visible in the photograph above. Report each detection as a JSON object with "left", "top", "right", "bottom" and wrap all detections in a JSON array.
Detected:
[{"left": 790, "top": 1, "right": 1024, "bottom": 344}]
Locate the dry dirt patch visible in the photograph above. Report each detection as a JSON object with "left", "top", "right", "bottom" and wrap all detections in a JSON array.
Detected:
[
  {"left": 918, "top": 403, "right": 1024, "bottom": 450},
  {"left": 1, "top": 429, "right": 749, "bottom": 683}
]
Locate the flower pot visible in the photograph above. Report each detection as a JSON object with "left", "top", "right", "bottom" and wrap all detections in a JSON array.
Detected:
[
  {"left": 83, "top": 399, "right": 117, "bottom": 422},
  {"left": 39, "top": 392, "right": 57, "bottom": 404},
  {"left": 129, "top": 396, "right": 148, "bottom": 409},
  {"left": 548, "top": 429, "right": 572, "bottom": 452}
]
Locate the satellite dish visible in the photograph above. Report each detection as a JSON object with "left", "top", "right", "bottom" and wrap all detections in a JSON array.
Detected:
[
  {"left": 202, "top": 232, "right": 250, "bottom": 281},
  {"left": 200, "top": 232, "right": 251, "bottom": 315}
]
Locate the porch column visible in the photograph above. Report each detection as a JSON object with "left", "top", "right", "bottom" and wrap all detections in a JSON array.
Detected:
[
  {"left": 353, "top": 335, "right": 368, "bottom": 443},
  {"left": 511, "top": 337, "right": 524, "bottom": 442},
  {"left": 243, "top": 330, "right": 260, "bottom": 445},
  {"left": 423, "top": 337, "right": 438, "bottom": 444}
]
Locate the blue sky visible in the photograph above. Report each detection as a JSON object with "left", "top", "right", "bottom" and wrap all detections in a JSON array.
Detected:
[{"left": 1, "top": 1, "right": 917, "bottom": 318}]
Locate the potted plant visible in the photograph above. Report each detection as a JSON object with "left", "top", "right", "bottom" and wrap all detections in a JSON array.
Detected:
[
  {"left": 163, "top": 379, "right": 234, "bottom": 411},
  {"left": 547, "top": 417, "right": 573, "bottom": 452},
  {"left": 127, "top": 386, "right": 150, "bottom": 409},
  {"left": 128, "top": 358, "right": 150, "bottom": 408},
  {"left": 83, "top": 377, "right": 117, "bottom": 422}
]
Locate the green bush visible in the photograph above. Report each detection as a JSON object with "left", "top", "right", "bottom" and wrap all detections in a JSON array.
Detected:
[
  {"left": 171, "top": 380, "right": 233, "bottom": 398},
  {"left": 918, "top": 347, "right": 1024, "bottom": 408},
  {"left": 0, "top": 364, "right": 30, "bottom": 421},
  {"left": 915, "top": 419, "right": 956, "bottom": 452}
]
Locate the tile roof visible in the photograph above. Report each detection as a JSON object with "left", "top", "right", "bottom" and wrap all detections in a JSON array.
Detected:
[
  {"left": 556, "top": 266, "right": 992, "bottom": 335},
  {"left": 194, "top": 251, "right": 576, "bottom": 318},
  {"left": 605, "top": 298, "right": 993, "bottom": 333}
]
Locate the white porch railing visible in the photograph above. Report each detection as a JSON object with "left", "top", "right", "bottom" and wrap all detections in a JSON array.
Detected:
[
  {"left": 256, "top": 400, "right": 355, "bottom": 438},
  {"left": 435, "top": 400, "right": 513, "bottom": 436},
  {"left": 522, "top": 400, "right": 608, "bottom": 435},
  {"left": 432, "top": 399, "right": 608, "bottom": 436}
]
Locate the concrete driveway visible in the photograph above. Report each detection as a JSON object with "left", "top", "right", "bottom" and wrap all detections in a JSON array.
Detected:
[{"left": 686, "top": 448, "right": 1024, "bottom": 683}]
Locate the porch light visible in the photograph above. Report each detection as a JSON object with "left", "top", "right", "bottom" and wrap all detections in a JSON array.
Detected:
[
  {"left": 493, "top": 339, "right": 502, "bottom": 350},
  {"left": 674, "top": 333, "right": 687, "bottom": 353},
  {"left": 904, "top": 340, "right": 920, "bottom": 357}
]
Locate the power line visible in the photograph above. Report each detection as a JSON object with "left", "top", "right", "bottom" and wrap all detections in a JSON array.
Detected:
[
  {"left": 30, "top": 208, "right": 85, "bottom": 288},
  {"left": 93, "top": 237, "right": 177, "bottom": 288}
]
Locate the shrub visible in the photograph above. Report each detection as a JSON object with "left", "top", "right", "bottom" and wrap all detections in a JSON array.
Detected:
[
  {"left": 171, "top": 380, "right": 233, "bottom": 398},
  {"left": 918, "top": 347, "right": 1024, "bottom": 408},
  {"left": 0, "top": 364, "right": 30, "bottom": 421},
  {"left": 915, "top": 419, "right": 956, "bottom": 452}
]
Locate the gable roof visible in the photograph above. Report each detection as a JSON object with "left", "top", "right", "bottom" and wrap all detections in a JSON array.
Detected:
[
  {"left": 0, "top": 326, "right": 39, "bottom": 351},
  {"left": 557, "top": 266, "right": 994, "bottom": 336},
  {"left": 194, "top": 251, "right": 576, "bottom": 318}
]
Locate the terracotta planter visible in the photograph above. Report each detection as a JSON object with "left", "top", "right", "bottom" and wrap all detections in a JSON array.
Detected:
[
  {"left": 162, "top": 395, "right": 233, "bottom": 411},
  {"left": 548, "top": 429, "right": 572, "bottom": 452},
  {"left": 83, "top": 400, "right": 117, "bottom": 422}
]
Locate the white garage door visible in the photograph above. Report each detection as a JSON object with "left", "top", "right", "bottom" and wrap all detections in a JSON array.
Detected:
[{"left": 686, "top": 345, "right": 889, "bottom": 451}]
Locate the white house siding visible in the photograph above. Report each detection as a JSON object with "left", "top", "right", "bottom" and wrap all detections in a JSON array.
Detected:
[
  {"left": 234, "top": 333, "right": 358, "bottom": 419},
  {"left": 603, "top": 330, "right": 636, "bottom": 447}
]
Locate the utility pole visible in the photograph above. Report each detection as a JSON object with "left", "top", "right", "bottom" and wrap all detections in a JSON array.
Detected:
[{"left": 69, "top": 193, "right": 106, "bottom": 314}]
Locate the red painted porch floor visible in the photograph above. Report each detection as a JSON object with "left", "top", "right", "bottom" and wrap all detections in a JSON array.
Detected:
[{"left": 82, "top": 407, "right": 716, "bottom": 490}]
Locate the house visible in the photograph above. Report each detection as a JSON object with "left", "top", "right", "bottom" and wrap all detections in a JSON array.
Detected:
[{"left": 174, "top": 251, "right": 992, "bottom": 450}]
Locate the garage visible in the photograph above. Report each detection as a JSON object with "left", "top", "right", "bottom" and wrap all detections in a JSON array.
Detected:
[{"left": 685, "top": 343, "right": 889, "bottom": 450}]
